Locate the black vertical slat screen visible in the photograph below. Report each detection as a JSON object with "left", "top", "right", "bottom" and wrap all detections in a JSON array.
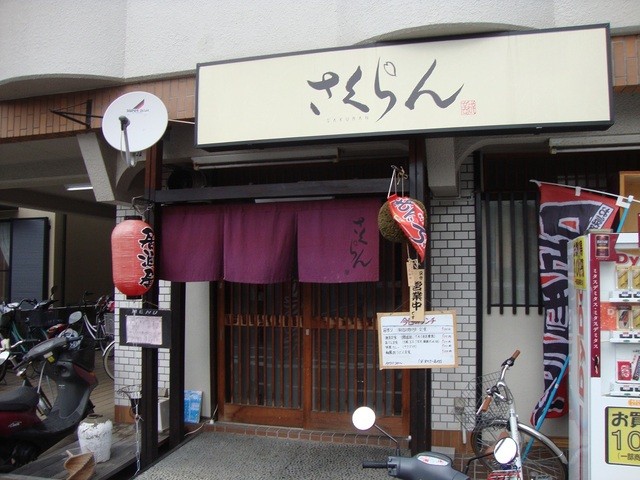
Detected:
[
  {"left": 522, "top": 191, "right": 531, "bottom": 314},
  {"left": 509, "top": 193, "right": 518, "bottom": 314},
  {"left": 496, "top": 194, "right": 505, "bottom": 313},
  {"left": 482, "top": 151, "right": 640, "bottom": 313},
  {"left": 8, "top": 218, "right": 49, "bottom": 302},
  {"left": 484, "top": 195, "right": 493, "bottom": 315}
]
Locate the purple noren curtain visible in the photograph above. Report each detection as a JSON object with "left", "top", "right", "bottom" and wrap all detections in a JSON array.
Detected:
[
  {"left": 223, "top": 203, "right": 297, "bottom": 284},
  {"left": 157, "top": 205, "right": 224, "bottom": 282},
  {"left": 158, "top": 199, "right": 380, "bottom": 284},
  {"left": 297, "top": 198, "right": 379, "bottom": 283}
]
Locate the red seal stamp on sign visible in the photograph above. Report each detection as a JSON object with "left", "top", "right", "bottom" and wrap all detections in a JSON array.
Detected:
[{"left": 460, "top": 100, "right": 476, "bottom": 115}]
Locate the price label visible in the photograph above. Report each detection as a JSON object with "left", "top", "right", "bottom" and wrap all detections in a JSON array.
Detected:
[{"left": 605, "top": 407, "right": 640, "bottom": 466}]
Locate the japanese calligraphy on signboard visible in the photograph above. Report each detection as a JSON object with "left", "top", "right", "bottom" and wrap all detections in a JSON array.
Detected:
[
  {"left": 377, "top": 311, "right": 458, "bottom": 369},
  {"left": 196, "top": 25, "right": 611, "bottom": 149}
]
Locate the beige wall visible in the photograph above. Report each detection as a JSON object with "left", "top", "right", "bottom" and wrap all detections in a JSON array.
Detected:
[{"left": 63, "top": 214, "right": 114, "bottom": 307}]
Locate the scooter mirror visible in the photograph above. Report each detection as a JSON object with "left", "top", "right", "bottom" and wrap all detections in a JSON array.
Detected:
[
  {"left": 68, "top": 311, "right": 82, "bottom": 325},
  {"left": 493, "top": 436, "right": 518, "bottom": 465},
  {"left": 352, "top": 406, "right": 376, "bottom": 431}
]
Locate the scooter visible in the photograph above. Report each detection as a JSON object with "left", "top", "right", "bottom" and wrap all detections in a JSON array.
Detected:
[
  {"left": 352, "top": 406, "right": 519, "bottom": 480},
  {"left": 0, "top": 334, "right": 98, "bottom": 471}
]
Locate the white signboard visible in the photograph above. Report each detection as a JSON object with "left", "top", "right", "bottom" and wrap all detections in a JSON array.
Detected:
[
  {"left": 126, "top": 314, "right": 163, "bottom": 346},
  {"left": 119, "top": 308, "right": 171, "bottom": 348},
  {"left": 197, "top": 25, "right": 612, "bottom": 149},
  {"left": 377, "top": 311, "right": 458, "bottom": 369}
]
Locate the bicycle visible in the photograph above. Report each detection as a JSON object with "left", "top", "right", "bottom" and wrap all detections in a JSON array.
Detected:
[
  {"left": 457, "top": 350, "right": 568, "bottom": 480},
  {"left": 0, "top": 299, "right": 50, "bottom": 380},
  {"left": 75, "top": 293, "right": 114, "bottom": 352},
  {"left": 68, "top": 293, "right": 115, "bottom": 380},
  {"left": 102, "top": 339, "right": 115, "bottom": 380}
]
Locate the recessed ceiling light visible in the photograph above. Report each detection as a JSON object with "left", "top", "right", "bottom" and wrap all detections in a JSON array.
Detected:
[{"left": 65, "top": 183, "right": 93, "bottom": 191}]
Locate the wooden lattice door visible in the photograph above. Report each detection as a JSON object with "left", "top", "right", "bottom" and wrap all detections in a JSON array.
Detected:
[{"left": 217, "top": 241, "right": 408, "bottom": 433}]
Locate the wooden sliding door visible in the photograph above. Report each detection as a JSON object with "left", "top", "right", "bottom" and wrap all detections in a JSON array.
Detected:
[{"left": 217, "top": 241, "right": 408, "bottom": 434}]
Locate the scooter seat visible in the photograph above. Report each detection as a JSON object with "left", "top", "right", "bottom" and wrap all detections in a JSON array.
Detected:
[{"left": 0, "top": 385, "right": 40, "bottom": 411}]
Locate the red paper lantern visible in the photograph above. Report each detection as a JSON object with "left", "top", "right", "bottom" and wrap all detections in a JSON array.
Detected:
[{"left": 111, "top": 217, "right": 155, "bottom": 297}]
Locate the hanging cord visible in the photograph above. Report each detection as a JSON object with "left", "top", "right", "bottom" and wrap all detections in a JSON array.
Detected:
[
  {"left": 117, "top": 385, "right": 143, "bottom": 476},
  {"left": 387, "top": 165, "right": 407, "bottom": 198},
  {"left": 133, "top": 400, "right": 142, "bottom": 475},
  {"left": 131, "top": 196, "right": 154, "bottom": 221},
  {"left": 142, "top": 300, "right": 158, "bottom": 309}
]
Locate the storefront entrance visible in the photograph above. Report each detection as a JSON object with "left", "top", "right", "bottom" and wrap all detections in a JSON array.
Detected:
[{"left": 216, "top": 242, "right": 409, "bottom": 434}]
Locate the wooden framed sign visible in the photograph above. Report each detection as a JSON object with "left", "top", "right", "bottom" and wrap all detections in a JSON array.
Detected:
[
  {"left": 377, "top": 310, "right": 458, "bottom": 369},
  {"left": 119, "top": 308, "right": 171, "bottom": 349}
]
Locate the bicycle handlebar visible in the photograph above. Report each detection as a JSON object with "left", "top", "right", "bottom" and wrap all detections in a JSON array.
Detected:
[
  {"left": 501, "top": 349, "right": 520, "bottom": 367},
  {"left": 478, "top": 395, "right": 493, "bottom": 412},
  {"left": 6, "top": 299, "right": 37, "bottom": 310},
  {"left": 9, "top": 338, "right": 40, "bottom": 350}
]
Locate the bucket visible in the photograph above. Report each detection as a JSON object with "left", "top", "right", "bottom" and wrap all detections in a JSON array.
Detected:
[{"left": 77, "top": 414, "right": 113, "bottom": 463}]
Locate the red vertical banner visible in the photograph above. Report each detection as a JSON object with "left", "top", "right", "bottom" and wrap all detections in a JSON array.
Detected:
[{"left": 532, "top": 183, "right": 619, "bottom": 425}]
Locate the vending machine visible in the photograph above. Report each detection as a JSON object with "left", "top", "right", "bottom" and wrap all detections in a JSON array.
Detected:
[{"left": 568, "top": 232, "right": 640, "bottom": 480}]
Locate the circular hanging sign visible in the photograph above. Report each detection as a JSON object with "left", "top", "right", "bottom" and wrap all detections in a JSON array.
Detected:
[{"left": 102, "top": 91, "right": 168, "bottom": 152}]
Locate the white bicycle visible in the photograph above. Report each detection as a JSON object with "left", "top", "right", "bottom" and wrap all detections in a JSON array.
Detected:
[
  {"left": 68, "top": 293, "right": 115, "bottom": 380},
  {"left": 459, "top": 350, "right": 568, "bottom": 480}
]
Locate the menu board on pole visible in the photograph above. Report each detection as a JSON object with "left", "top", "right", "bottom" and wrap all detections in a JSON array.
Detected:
[
  {"left": 119, "top": 308, "right": 171, "bottom": 348},
  {"left": 377, "top": 311, "right": 458, "bottom": 369}
]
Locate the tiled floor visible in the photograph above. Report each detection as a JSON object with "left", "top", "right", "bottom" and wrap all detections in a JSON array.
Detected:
[{"left": 0, "top": 355, "right": 498, "bottom": 479}]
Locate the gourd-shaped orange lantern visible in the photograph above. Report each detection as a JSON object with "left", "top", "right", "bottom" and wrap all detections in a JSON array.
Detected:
[{"left": 111, "top": 217, "right": 155, "bottom": 297}]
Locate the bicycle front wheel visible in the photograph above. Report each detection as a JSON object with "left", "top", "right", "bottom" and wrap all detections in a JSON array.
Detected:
[
  {"left": 470, "top": 420, "right": 568, "bottom": 480},
  {"left": 103, "top": 341, "right": 115, "bottom": 380}
]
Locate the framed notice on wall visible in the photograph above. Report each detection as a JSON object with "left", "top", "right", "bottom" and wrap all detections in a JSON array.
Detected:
[
  {"left": 377, "top": 311, "right": 458, "bottom": 369},
  {"left": 119, "top": 308, "right": 171, "bottom": 349}
]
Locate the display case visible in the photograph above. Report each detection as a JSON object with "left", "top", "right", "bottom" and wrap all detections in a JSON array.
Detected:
[{"left": 568, "top": 232, "right": 640, "bottom": 480}]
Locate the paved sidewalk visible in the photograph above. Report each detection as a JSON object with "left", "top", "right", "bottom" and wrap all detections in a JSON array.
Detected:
[{"left": 134, "top": 431, "right": 404, "bottom": 480}]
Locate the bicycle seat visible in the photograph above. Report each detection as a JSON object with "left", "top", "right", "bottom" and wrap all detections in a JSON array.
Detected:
[{"left": 0, "top": 385, "right": 39, "bottom": 411}]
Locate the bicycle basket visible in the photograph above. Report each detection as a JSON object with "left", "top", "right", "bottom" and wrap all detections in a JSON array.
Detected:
[
  {"left": 104, "top": 313, "right": 115, "bottom": 336},
  {"left": 20, "top": 309, "right": 59, "bottom": 328},
  {"left": 456, "top": 371, "right": 510, "bottom": 431},
  {"left": 487, "top": 471, "right": 520, "bottom": 480},
  {"left": 58, "top": 337, "right": 96, "bottom": 371}
]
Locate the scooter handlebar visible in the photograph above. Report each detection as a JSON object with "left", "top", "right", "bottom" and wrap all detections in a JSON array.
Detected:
[
  {"left": 363, "top": 454, "right": 471, "bottom": 480},
  {"left": 363, "top": 460, "right": 389, "bottom": 468},
  {"left": 21, "top": 336, "right": 68, "bottom": 364}
]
